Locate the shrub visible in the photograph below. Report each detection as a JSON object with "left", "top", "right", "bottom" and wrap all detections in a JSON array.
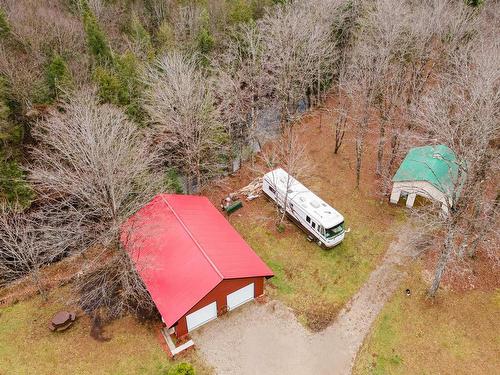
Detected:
[
  {"left": 93, "top": 52, "right": 143, "bottom": 122},
  {"left": 196, "top": 9, "right": 215, "bottom": 64},
  {"left": 45, "top": 54, "right": 73, "bottom": 101},
  {"left": 128, "top": 13, "right": 155, "bottom": 59},
  {"left": 156, "top": 20, "right": 175, "bottom": 52},
  {"left": 466, "top": 0, "right": 483, "bottom": 7},
  {"left": 166, "top": 363, "right": 195, "bottom": 375},
  {"left": 0, "top": 77, "right": 22, "bottom": 148},
  {"left": 227, "top": 0, "right": 255, "bottom": 24},
  {"left": 0, "top": 159, "right": 33, "bottom": 210},
  {"left": 0, "top": 7, "right": 10, "bottom": 39},
  {"left": 164, "top": 168, "right": 184, "bottom": 194},
  {"left": 93, "top": 66, "right": 123, "bottom": 103}
]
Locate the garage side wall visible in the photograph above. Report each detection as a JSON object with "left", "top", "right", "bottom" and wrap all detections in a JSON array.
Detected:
[{"left": 175, "top": 277, "right": 264, "bottom": 338}]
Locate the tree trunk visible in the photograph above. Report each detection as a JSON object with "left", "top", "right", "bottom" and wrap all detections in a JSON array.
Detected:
[
  {"left": 355, "top": 137, "right": 362, "bottom": 188},
  {"left": 334, "top": 113, "right": 346, "bottom": 154},
  {"left": 429, "top": 231, "right": 453, "bottom": 297},
  {"left": 32, "top": 268, "right": 47, "bottom": 299},
  {"left": 317, "top": 61, "right": 321, "bottom": 106},
  {"left": 388, "top": 132, "right": 400, "bottom": 173},
  {"left": 376, "top": 118, "right": 386, "bottom": 176}
]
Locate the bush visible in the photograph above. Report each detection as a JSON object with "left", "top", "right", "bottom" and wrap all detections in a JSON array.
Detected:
[
  {"left": 0, "top": 159, "right": 32, "bottom": 210},
  {"left": 227, "top": 0, "right": 255, "bottom": 24},
  {"left": 128, "top": 13, "right": 155, "bottom": 59},
  {"left": 93, "top": 66, "right": 123, "bottom": 103},
  {"left": 466, "top": 0, "right": 483, "bottom": 7},
  {"left": 0, "top": 7, "right": 10, "bottom": 39},
  {"left": 156, "top": 21, "right": 175, "bottom": 52},
  {"left": 166, "top": 363, "right": 195, "bottom": 375},
  {"left": 93, "top": 52, "right": 143, "bottom": 122},
  {"left": 164, "top": 168, "right": 184, "bottom": 194},
  {"left": 45, "top": 54, "right": 73, "bottom": 101},
  {"left": 0, "top": 77, "right": 22, "bottom": 147},
  {"left": 196, "top": 9, "right": 215, "bottom": 64}
]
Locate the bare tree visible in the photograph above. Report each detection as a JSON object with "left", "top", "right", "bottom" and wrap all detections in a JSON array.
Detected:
[
  {"left": 333, "top": 105, "right": 348, "bottom": 155},
  {"left": 260, "top": 1, "right": 336, "bottom": 127},
  {"left": 413, "top": 39, "right": 499, "bottom": 296},
  {"left": 29, "top": 88, "right": 163, "bottom": 317},
  {"left": 358, "top": 0, "right": 409, "bottom": 176},
  {"left": 385, "top": 0, "right": 480, "bottom": 175},
  {"left": 345, "top": 35, "right": 386, "bottom": 188},
  {"left": 144, "top": 52, "right": 227, "bottom": 193},
  {"left": 213, "top": 22, "right": 268, "bottom": 165},
  {"left": 0, "top": 0, "right": 88, "bottom": 107},
  {"left": 260, "top": 126, "right": 310, "bottom": 228},
  {"left": 0, "top": 209, "right": 45, "bottom": 293}
]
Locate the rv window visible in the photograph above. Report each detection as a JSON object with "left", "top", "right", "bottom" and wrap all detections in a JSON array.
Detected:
[
  {"left": 269, "top": 185, "right": 276, "bottom": 194},
  {"left": 312, "top": 222, "right": 316, "bottom": 229},
  {"left": 306, "top": 216, "right": 311, "bottom": 223},
  {"left": 325, "top": 222, "right": 345, "bottom": 238}
]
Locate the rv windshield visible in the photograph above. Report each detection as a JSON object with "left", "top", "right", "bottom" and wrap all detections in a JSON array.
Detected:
[{"left": 324, "top": 222, "right": 344, "bottom": 239}]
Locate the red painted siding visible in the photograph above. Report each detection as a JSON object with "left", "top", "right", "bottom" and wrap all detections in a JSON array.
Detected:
[{"left": 175, "top": 277, "right": 264, "bottom": 337}]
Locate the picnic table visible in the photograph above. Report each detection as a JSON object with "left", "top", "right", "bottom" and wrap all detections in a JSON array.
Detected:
[{"left": 49, "top": 311, "right": 76, "bottom": 332}]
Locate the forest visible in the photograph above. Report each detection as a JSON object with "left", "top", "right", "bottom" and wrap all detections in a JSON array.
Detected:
[{"left": 0, "top": 0, "right": 498, "bottom": 341}]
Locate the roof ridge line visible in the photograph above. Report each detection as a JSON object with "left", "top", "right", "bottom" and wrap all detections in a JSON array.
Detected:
[{"left": 160, "top": 195, "right": 224, "bottom": 280}]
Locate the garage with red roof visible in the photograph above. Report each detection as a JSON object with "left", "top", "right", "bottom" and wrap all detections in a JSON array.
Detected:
[{"left": 122, "top": 194, "right": 274, "bottom": 338}]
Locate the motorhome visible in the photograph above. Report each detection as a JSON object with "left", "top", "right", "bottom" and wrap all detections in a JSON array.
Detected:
[{"left": 262, "top": 168, "right": 346, "bottom": 248}]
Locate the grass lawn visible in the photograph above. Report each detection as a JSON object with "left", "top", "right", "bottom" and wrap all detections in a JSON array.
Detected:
[
  {"left": 230, "top": 187, "right": 404, "bottom": 331},
  {"left": 353, "top": 262, "right": 500, "bottom": 375},
  {"left": 0, "top": 288, "right": 211, "bottom": 375}
]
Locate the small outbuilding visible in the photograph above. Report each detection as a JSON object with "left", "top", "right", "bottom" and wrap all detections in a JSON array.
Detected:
[
  {"left": 122, "top": 194, "right": 273, "bottom": 338},
  {"left": 390, "top": 145, "right": 460, "bottom": 213}
]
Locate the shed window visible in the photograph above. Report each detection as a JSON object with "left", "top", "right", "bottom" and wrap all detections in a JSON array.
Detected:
[{"left": 306, "top": 216, "right": 311, "bottom": 223}]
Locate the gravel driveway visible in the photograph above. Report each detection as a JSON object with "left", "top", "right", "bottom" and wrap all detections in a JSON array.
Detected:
[{"left": 191, "top": 228, "right": 417, "bottom": 375}]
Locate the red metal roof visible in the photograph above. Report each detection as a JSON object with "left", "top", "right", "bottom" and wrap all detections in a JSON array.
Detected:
[{"left": 122, "top": 194, "right": 273, "bottom": 327}]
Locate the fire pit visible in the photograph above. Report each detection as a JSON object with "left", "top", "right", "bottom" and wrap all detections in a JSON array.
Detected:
[{"left": 49, "top": 311, "right": 76, "bottom": 332}]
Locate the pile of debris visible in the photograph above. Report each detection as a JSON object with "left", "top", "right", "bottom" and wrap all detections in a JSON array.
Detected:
[
  {"left": 220, "top": 177, "right": 263, "bottom": 215},
  {"left": 237, "top": 177, "right": 262, "bottom": 201}
]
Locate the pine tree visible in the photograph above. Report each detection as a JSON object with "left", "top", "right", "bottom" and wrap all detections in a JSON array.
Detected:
[
  {"left": 45, "top": 54, "right": 72, "bottom": 100},
  {"left": 82, "top": 4, "right": 113, "bottom": 66}
]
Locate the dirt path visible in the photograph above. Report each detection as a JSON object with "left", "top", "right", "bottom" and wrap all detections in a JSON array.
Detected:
[{"left": 192, "top": 228, "right": 417, "bottom": 375}]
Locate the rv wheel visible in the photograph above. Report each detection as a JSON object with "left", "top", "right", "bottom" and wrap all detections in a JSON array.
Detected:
[{"left": 317, "top": 240, "right": 323, "bottom": 248}]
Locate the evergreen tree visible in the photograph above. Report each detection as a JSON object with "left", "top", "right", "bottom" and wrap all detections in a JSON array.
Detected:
[
  {"left": 0, "top": 7, "right": 10, "bottom": 39},
  {"left": 45, "top": 54, "right": 73, "bottom": 100},
  {"left": 82, "top": 4, "right": 113, "bottom": 66}
]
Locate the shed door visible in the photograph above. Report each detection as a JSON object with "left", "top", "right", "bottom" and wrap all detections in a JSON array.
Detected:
[
  {"left": 227, "top": 283, "right": 254, "bottom": 311},
  {"left": 186, "top": 302, "right": 217, "bottom": 332}
]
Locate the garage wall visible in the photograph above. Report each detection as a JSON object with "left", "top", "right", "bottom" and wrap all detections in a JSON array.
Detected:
[{"left": 175, "top": 277, "right": 264, "bottom": 337}]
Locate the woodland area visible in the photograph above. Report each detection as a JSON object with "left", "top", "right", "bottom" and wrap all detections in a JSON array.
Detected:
[{"left": 0, "top": 0, "right": 498, "bottom": 330}]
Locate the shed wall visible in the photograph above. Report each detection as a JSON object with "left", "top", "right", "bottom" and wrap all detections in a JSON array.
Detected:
[{"left": 391, "top": 180, "right": 451, "bottom": 211}]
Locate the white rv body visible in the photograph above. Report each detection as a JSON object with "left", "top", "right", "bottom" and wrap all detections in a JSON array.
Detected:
[{"left": 262, "top": 168, "right": 345, "bottom": 248}]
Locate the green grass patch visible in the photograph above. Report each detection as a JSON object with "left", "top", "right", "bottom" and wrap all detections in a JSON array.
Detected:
[
  {"left": 353, "top": 263, "right": 500, "bottom": 375},
  {"left": 0, "top": 290, "right": 211, "bottom": 375}
]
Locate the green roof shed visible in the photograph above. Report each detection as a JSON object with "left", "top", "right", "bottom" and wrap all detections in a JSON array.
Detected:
[{"left": 392, "top": 145, "right": 459, "bottom": 195}]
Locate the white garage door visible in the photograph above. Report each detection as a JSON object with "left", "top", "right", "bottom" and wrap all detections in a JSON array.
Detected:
[
  {"left": 227, "top": 283, "right": 255, "bottom": 311},
  {"left": 186, "top": 302, "right": 217, "bottom": 332}
]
